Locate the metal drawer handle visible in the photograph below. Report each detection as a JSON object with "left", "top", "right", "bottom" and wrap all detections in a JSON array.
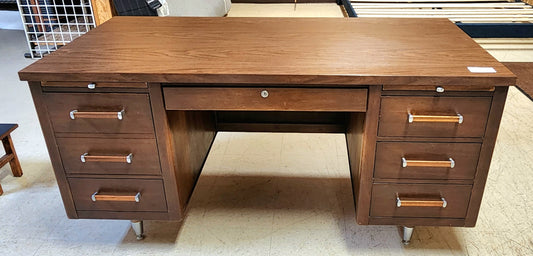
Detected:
[
  {"left": 396, "top": 196, "right": 447, "bottom": 208},
  {"left": 81, "top": 153, "right": 133, "bottom": 164},
  {"left": 91, "top": 192, "right": 141, "bottom": 203},
  {"left": 69, "top": 109, "right": 125, "bottom": 120},
  {"left": 408, "top": 113, "right": 463, "bottom": 124},
  {"left": 87, "top": 83, "right": 96, "bottom": 89},
  {"left": 401, "top": 157, "right": 455, "bottom": 168}
]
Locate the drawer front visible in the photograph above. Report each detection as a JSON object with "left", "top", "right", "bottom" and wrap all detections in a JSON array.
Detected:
[
  {"left": 43, "top": 93, "right": 154, "bottom": 134},
  {"left": 57, "top": 138, "right": 161, "bottom": 175},
  {"left": 378, "top": 96, "right": 491, "bottom": 138},
  {"left": 370, "top": 183, "right": 471, "bottom": 218},
  {"left": 42, "top": 81, "right": 147, "bottom": 89},
  {"left": 374, "top": 142, "right": 481, "bottom": 180},
  {"left": 69, "top": 178, "right": 167, "bottom": 212},
  {"left": 163, "top": 87, "right": 368, "bottom": 112}
]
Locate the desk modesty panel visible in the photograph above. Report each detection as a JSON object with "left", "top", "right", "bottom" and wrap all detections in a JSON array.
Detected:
[{"left": 19, "top": 17, "right": 515, "bottom": 242}]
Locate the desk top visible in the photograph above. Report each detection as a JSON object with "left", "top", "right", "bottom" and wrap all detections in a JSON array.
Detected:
[{"left": 19, "top": 17, "right": 515, "bottom": 86}]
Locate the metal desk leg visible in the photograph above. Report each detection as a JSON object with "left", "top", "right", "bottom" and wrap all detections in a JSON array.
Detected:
[
  {"left": 402, "top": 226, "right": 414, "bottom": 245},
  {"left": 131, "top": 220, "right": 144, "bottom": 240}
]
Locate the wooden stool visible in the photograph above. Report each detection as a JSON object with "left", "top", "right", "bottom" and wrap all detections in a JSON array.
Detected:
[{"left": 0, "top": 124, "right": 22, "bottom": 195}]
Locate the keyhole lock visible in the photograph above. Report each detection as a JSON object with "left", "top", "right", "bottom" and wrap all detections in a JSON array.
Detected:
[{"left": 261, "top": 90, "right": 269, "bottom": 98}]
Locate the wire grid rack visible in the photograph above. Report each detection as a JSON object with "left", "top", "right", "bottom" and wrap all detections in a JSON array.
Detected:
[{"left": 17, "top": 0, "right": 96, "bottom": 58}]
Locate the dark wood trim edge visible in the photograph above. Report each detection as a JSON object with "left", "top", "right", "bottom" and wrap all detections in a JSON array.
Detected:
[
  {"left": 28, "top": 81, "right": 78, "bottom": 218},
  {"left": 149, "top": 83, "right": 182, "bottom": 220},
  {"left": 465, "top": 86, "right": 509, "bottom": 226}
]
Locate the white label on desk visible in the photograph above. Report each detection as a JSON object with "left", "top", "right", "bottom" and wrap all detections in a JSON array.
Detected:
[{"left": 467, "top": 67, "right": 497, "bottom": 73}]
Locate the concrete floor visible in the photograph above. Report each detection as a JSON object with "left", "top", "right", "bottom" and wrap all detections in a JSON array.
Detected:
[{"left": 1, "top": 4, "right": 532, "bottom": 256}]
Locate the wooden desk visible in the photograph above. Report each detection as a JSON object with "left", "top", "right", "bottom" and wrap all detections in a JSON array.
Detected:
[{"left": 19, "top": 17, "right": 516, "bottom": 243}]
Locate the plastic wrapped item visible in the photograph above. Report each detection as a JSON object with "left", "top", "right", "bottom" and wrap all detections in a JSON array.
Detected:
[
  {"left": 112, "top": 0, "right": 158, "bottom": 16},
  {"left": 156, "top": 0, "right": 170, "bottom": 16}
]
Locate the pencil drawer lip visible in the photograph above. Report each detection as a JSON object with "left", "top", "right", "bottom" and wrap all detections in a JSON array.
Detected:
[
  {"left": 370, "top": 183, "right": 472, "bottom": 218},
  {"left": 42, "top": 93, "right": 154, "bottom": 134},
  {"left": 57, "top": 137, "right": 161, "bottom": 176},
  {"left": 382, "top": 85, "right": 495, "bottom": 92},
  {"left": 378, "top": 96, "right": 492, "bottom": 138},
  {"left": 69, "top": 178, "right": 167, "bottom": 212},
  {"left": 42, "top": 81, "right": 147, "bottom": 89},
  {"left": 374, "top": 142, "right": 481, "bottom": 180},
  {"left": 163, "top": 87, "right": 368, "bottom": 112}
]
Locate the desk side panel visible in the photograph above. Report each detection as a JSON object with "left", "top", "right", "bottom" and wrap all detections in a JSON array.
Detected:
[
  {"left": 150, "top": 84, "right": 216, "bottom": 218},
  {"left": 465, "top": 86, "right": 508, "bottom": 226},
  {"left": 347, "top": 86, "right": 381, "bottom": 225},
  {"left": 28, "top": 82, "right": 78, "bottom": 219},
  {"left": 167, "top": 110, "right": 216, "bottom": 213}
]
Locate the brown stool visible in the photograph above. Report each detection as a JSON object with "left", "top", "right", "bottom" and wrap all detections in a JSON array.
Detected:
[{"left": 0, "top": 124, "right": 23, "bottom": 195}]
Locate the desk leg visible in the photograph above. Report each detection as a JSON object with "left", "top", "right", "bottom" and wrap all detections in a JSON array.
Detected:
[
  {"left": 131, "top": 220, "right": 144, "bottom": 240},
  {"left": 402, "top": 226, "right": 414, "bottom": 245}
]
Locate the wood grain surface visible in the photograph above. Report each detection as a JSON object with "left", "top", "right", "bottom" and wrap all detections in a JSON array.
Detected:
[
  {"left": 370, "top": 183, "right": 472, "bottom": 218},
  {"left": 56, "top": 137, "right": 161, "bottom": 176},
  {"left": 29, "top": 83, "right": 78, "bottom": 218},
  {"left": 163, "top": 87, "right": 367, "bottom": 111},
  {"left": 19, "top": 17, "right": 515, "bottom": 86},
  {"left": 68, "top": 177, "right": 167, "bottom": 212},
  {"left": 374, "top": 142, "right": 481, "bottom": 180},
  {"left": 378, "top": 96, "right": 492, "bottom": 138},
  {"left": 42, "top": 93, "right": 154, "bottom": 134}
]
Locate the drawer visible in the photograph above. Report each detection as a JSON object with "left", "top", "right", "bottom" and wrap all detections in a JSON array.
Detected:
[
  {"left": 163, "top": 87, "right": 368, "bottom": 112},
  {"left": 43, "top": 93, "right": 154, "bottom": 134},
  {"left": 57, "top": 138, "right": 161, "bottom": 175},
  {"left": 374, "top": 142, "right": 481, "bottom": 180},
  {"left": 69, "top": 178, "right": 167, "bottom": 212},
  {"left": 378, "top": 96, "right": 492, "bottom": 138},
  {"left": 370, "top": 183, "right": 471, "bottom": 218}
]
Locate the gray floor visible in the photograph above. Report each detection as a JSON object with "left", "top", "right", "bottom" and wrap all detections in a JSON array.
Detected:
[
  {"left": 1, "top": 7, "right": 533, "bottom": 255},
  {"left": 0, "top": 10, "right": 23, "bottom": 30}
]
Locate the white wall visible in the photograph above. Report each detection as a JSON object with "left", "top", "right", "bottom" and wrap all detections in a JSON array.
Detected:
[{"left": 166, "top": 0, "right": 231, "bottom": 17}]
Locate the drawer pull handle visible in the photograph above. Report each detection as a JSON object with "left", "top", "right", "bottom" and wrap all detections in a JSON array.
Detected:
[
  {"left": 396, "top": 196, "right": 447, "bottom": 208},
  {"left": 407, "top": 113, "right": 463, "bottom": 124},
  {"left": 401, "top": 157, "right": 455, "bottom": 168},
  {"left": 260, "top": 90, "right": 269, "bottom": 98},
  {"left": 81, "top": 153, "right": 133, "bottom": 164},
  {"left": 69, "top": 109, "right": 125, "bottom": 120},
  {"left": 91, "top": 192, "right": 141, "bottom": 203},
  {"left": 87, "top": 83, "right": 96, "bottom": 89}
]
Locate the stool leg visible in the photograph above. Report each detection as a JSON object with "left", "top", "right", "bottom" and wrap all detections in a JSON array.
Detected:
[
  {"left": 2, "top": 135, "right": 22, "bottom": 177},
  {"left": 131, "top": 220, "right": 144, "bottom": 240}
]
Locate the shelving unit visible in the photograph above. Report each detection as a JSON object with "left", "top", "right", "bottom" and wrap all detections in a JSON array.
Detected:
[
  {"left": 337, "top": 0, "right": 533, "bottom": 37},
  {"left": 17, "top": 0, "right": 96, "bottom": 58}
]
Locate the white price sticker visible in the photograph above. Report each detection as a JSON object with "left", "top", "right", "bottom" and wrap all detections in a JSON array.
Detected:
[{"left": 468, "top": 67, "right": 497, "bottom": 73}]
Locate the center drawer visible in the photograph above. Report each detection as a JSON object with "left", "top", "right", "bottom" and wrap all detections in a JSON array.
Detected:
[
  {"left": 57, "top": 137, "right": 161, "bottom": 175},
  {"left": 374, "top": 142, "right": 481, "bottom": 180},
  {"left": 163, "top": 87, "right": 368, "bottom": 112},
  {"left": 69, "top": 178, "right": 167, "bottom": 212},
  {"left": 43, "top": 93, "right": 154, "bottom": 134}
]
